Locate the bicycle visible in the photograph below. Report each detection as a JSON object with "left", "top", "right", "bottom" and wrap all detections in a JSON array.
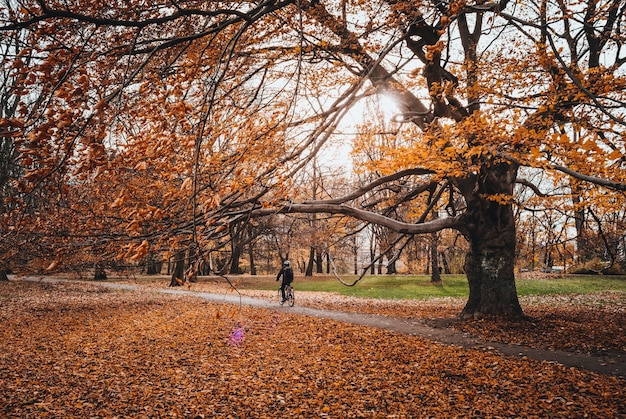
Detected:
[{"left": 278, "top": 284, "right": 295, "bottom": 307}]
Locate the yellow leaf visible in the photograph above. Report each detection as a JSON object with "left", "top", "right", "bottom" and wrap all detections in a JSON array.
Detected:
[{"left": 181, "top": 177, "right": 193, "bottom": 191}]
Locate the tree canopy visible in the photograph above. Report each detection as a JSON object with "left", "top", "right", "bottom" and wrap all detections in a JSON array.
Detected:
[{"left": 1, "top": 0, "right": 625, "bottom": 318}]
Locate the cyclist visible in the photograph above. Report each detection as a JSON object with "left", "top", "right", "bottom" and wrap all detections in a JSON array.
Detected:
[{"left": 276, "top": 260, "right": 294, "bottom": 303}]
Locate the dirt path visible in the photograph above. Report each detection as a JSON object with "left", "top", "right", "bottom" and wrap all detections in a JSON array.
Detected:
[{"left": 22, "top": 276, "right": 626, "bottom": 379}]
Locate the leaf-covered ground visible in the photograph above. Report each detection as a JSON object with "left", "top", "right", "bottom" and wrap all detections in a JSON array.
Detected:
[
  {"left": 131, "top": 276, "right": 626, "bottom": 356},
  {"left": 1, "top": 280, "right": 624, "bottom": 418},
  {"left": 292, "top": 291, "right": 626, "bottom": 356}
]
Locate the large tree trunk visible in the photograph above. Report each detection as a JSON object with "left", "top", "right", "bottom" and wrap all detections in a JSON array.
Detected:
[
  {"left": 458, "top": 162, "right": 524, "bottom": 319},
  {"left": 462, "top": 240, "right": 522, "bottom": 319}
]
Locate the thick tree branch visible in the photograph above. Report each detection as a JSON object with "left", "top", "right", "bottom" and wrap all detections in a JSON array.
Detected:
[{"left": 250, "top": 202, "right": 461, "bottom": 235}]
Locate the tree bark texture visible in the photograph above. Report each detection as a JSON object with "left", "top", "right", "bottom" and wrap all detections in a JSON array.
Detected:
[{"left": 458, "top": 162, "right": 524, "bottom": 319}]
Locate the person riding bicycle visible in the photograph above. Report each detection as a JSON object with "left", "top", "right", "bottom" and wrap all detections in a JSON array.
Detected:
[{"left": 276, "top": 260, "right": 294, "bottom": 302}]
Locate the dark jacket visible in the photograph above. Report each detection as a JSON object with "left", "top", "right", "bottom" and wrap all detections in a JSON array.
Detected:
[{"left": 276, "top": 266, "right": 294, "bottom": 284}]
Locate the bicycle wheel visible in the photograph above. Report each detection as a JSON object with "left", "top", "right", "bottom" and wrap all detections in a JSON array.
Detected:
[
  {"left": 287, "top": 286, "right": 295, "bottom": 307},
  {"left": 278, "top": 287, "right": 284, "bottom": 305}
]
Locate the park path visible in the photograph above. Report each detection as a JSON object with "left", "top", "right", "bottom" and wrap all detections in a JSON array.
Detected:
[{"left": 22, "top": 276, "right": 626, "bottom": 379}]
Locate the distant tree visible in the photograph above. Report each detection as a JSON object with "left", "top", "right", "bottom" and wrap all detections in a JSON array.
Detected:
[{"left": 0, "top": 30, "right": 27, "bottom": 280}]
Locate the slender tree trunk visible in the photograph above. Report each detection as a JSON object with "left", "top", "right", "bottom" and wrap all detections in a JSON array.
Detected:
[
  {"left": 458, "top": 163, "right": 524, "bottom": 319},
  {"left": 326, "top": 252, "right": 330, "bottom": 274},
  {"left": 94, "top": 264, "right": 107, "bottom": 281},
  {"left": 248, "top": 243, "right": 257, "bottom": 275},
  {"left": 315, "top": 249, "right": 323, "bottom": 273},
  {"left": 146, "top": 250, "right": 159, "bottom": 275},
  {"left": 146, "top": 261, "right": 157, "bottom": 275},
  {"left": 305, "top": 247, "right": 314, "bottom": 276},
  {"left": 386, "top": 251, "right": 397, "bottom": 274},
  {"left": 215, "top": 255, "right": 228, "bottom": 275},
  {"left": 229, "top": 243, "right": 243, "bottom": 274},
  {"left": 187, "top": 247, "right": 198, "bottom": 282},
  {"left": 0, "top": 269, "right": 8, "bottom": 281},
  {"left": 441, "top": 251, "right": 450, "bottom": 274},
  {"left": 430, "top": 232, "right": 441, "bottom": 283},
  {"left": 169, "top": 250, "right": 185, "bottom": 287},
  {"left": 428, "top": 195, "right": 442, "bottom": 282},
  {"left": 572, "top": 164, "right": 595, "bottom": 265}
]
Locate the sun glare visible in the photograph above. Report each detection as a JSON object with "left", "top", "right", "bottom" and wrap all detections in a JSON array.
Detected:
[
  {"left": 342, "top": 94, "right": 400, "bottom": 128},
  {"left": 310, "top": 92, "right": 403, "bottom": 172},
  {"left": 378, "top": 94, "right": 400, "bottom": 122}
]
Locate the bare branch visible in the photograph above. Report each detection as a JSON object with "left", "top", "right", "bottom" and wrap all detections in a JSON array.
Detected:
[
  {"left": 504, "top": 152, "right": 626, "bottom": 192},
  {"left": 302, "top": 168, "right": 435, "bottom": 205},
  {"left": 516, "top": 178, "right": 547, "bottom": 197},
  {"left": 0, "top": 1, "right": 291, "bottom": 31},
  {"left": 550, "top": 163, "right": 626, "bottom": 191}
]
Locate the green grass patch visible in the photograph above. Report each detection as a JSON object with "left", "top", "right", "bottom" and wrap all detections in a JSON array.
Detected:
[
  {"left": 108, "top": 272, "right": 626, "bottom": 300},
  {"left": 289, "top": 275, "right": 470, "bottom": 299},
  {"left": 255, "top": 274, "right": 626, "bottom": 300},
  {"left": 515, "top": 275, "right": 626, "bottom": 296}
]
